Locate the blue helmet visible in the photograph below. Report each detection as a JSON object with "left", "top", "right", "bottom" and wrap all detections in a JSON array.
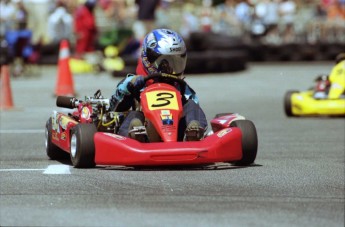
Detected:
[{"left": 141, "top": 29, "right": 187, "bottom": 75}]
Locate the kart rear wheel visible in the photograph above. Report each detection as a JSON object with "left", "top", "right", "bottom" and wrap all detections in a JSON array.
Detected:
[
  {"left": 45, "top": 117, "right": 70, "bottom": 160},
  {"left": 230, "top": 120, "right": 258, "bottom": 166},
  {"left": 70, "top": 124, "right": 97, "bottom": 168},
  {"left": 284, "top": 90, "right": 299, "bottom": 117}
]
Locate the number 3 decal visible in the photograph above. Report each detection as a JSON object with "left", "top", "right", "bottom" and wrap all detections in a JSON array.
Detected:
[
  {"left": 146, "top": 91, "right": 179, "bottom": 110},
  {"left": 152, "top": 92, "right": 174, "bottom": 107}
]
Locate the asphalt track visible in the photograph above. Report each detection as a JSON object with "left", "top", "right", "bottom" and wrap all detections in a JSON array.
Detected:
[{"left": 0, "top": 62, "right": 344, "bottom": 227}]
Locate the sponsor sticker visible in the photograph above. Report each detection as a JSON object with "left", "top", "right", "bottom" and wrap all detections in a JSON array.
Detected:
[
  {"left": 170, "top": 47, "right": 181, "bottom": 52},
  {"left": 52, "top": 131, "right": 59, "bottom": 141},
  {"left": 162, "top": 125, "right": 175, "bottom": 132},
  {"left": 59, "top": 117, "right": 67, "bottom": 130},
  {"left": 59, "top": 116, "right": 73, "bottom": 130},
  {"left": 217, "top": 128, "right": 232, "bottom": 138},
  {"left": 160, "top": 110, "right": 173, "bottom": 125},
  {"left": 52, "top": 111, "right": 59, "bottom": 132},
  {"left": 81, "top": 107, "right": 90, "bottom": 120}
]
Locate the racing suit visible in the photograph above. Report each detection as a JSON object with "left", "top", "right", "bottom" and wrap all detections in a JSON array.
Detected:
[
  {"left": 328, "top": 59, "right": 345, "bottom": 99},
  {"left": 109, "top": 64, "right": 208, "bottom": 140}
]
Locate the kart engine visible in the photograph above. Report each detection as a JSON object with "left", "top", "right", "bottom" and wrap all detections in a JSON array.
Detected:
[
  {"left": 87, "top": 90, "right": 125, "bottom": 133},
  {"left": 56, "top": 90, "right": 125, "bottom": 134}
]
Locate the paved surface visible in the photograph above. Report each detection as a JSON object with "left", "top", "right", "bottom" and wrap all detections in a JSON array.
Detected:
[{"left": 0, "top": 63, "right": 344, "bottom": 227}]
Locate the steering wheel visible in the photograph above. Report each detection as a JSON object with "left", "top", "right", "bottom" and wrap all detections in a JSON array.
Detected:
[{"left": 143, "top": 73, "right": 187, "bottom": 87}]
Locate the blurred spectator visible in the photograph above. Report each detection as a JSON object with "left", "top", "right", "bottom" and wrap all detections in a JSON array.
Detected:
[
  {"left": 213, "top": 0, "right": 242, "bottom": 36},
  {"left": 97, "top": 0, "right": 140, "bottom": 57},
  {"left": 133, "top": 0, "right": 160, "bottom": 40},
  {"left": 96, "top": 0, "right": 117, "bottom": 43},
  {"left": 200, "top": 0, "right": 213, "bottom": 32},
  {"left": 235, "top": 0, "right": 253, "bottom": 34},
  {"left": 73, "top": 0, "right": 98, "bottom": 58},
  {"left": 179, "top": 3, "right": 199, "bottom": 38},
  {"left": 321, "top": 0, "right": 333, "bottom": 10},
  {"left": 295, "top": 0, "right": 317, "bottom": 43},
  {"left": 0, "top": 0, "right": 16, "bottom": 37},
  {"left": 4, "top": 0, "right": 31, "bottom": 76},
  {"left": 14, "top": 0, "right": 28, "bottom": 30},
  {"left": 325, "top": 0, "right": 345, "bottom": 42},
  {"left": 327, "top": 0, "right": 345, "bottom": 20},
  {"left": 156, "top": 0, "right": 170, "bottom": 29},
  {"left": 98, "top": 0, "right": 128, "bottom": 30},
  {"left": 315, "top": 1, "right": 327, "bottom": 17},
  {"left": 99, "top": 0, "right": 114, "bottom": 17},
  {"left": 252, "top": 0, "right": 268, "bottom": 37},
  {"left": 263, "top": 0, "right": 280, "bottom": 44},
  {"left": 47, "top": 0, "right": 73, "bottom": 44},
  {"left": 279, "top": 0, "right": 297, "bottom": 43}
]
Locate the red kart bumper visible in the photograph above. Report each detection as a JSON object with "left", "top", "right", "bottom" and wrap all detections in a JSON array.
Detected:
[{"left": 94, "top": 128, "right": 242, "bottom": 166}]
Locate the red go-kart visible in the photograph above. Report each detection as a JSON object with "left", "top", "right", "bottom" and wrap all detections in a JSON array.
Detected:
[{"left": 45, "top": 73, "right": 258, "bottom": 168}]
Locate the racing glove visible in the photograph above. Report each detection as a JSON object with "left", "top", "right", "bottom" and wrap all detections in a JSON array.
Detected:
[
  {"left": 110, "top": 74, "right": 145, "bottom": 110},
  {"left": 127, "top": 75, "right": 145, "bottom": 94}
]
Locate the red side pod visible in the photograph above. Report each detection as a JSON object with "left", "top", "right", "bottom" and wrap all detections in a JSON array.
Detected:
[{"left": 94, "top": 127, "right": 243, "bottom": 166}]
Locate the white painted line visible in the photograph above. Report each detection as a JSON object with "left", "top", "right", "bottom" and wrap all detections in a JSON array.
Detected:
[
  {"left": 0, "top": 169, "right": 45, "bottom": 171},
  {"left": 43, "top": 164, "right": 71, "bottom": 174},
  {"left": 0, "top": 164, "right": 71, "bottom": 174},
  {"left": 0, "top": 129, "right": 44, "bottom": 134}
]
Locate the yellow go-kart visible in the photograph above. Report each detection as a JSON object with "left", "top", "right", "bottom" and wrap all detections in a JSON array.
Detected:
[
  {"left": 285, "top": 74, "right": 345, "bottom": 117},
  {"left": 284, "top": 90, "right": 345, "bottom": 117}
]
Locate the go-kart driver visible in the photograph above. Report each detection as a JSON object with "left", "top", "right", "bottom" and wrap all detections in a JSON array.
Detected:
[
  {"left": 109, "top": 28, "right": 207, "bottom": 142},
  {"left": 314, "top": 53, "right": 345, "bottom": 99},
  {"left": 328, "top": 53, "right": 345, "bottom": 99}
]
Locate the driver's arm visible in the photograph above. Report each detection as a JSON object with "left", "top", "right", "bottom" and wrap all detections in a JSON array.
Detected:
[
  {"left": 328, "top": 61, "right": 345, "bottom": 99},
  {"left": 109, "top": 74, "right": 145, "bottom": 111}
]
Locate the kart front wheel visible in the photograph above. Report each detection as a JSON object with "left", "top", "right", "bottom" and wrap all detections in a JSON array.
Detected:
[
  {"left": 284, "top": 90, "right": 299, "bottom": 117},
  {"left": 70, "top": 124, "right": 97, "bottom": 168},
  {"left": 230, "top": 120, "right": 258, "bottom": 166},
  {"left": 45, "top": 117, "right": 70, "bottom": 160}
]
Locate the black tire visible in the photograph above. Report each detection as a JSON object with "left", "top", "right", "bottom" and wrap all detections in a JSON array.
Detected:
[
  {"left": 70, "top": 124, "right": 97, "bottom": 168},
  {"left": 284, "top": 90, "right": 299, "bottom": 117},
  {"left": 45, "top": 117, "right": 70, "bottom": 160},
  {"left": 230, "top": 120, "right": 258, "bottom": 166},
  {"left": 214, "top": 113, "right": 234, "bottom": 118},
  {"left": 56, "top": 96, "right": 75, "bottom": 109}
]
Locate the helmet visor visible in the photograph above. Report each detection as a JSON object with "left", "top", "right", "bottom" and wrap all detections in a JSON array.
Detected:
[{"left": 153, "top": 53, "right": 187, "bottom": 75}]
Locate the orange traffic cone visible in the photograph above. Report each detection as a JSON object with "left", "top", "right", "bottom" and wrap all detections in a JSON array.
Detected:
[
  {"left": 55, "top": 39, "right": 75, "bottom": 96},
  {"left": 0, "top": 65, "right": 14, "bottom": 110}
]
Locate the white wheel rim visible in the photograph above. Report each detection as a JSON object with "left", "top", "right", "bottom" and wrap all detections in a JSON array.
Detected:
[
  {"left": 71, "top": 134, "right": 77, "bottom": 158},
  {"left": 45, "top": 127, "right": 48, "bottom": 149}
]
